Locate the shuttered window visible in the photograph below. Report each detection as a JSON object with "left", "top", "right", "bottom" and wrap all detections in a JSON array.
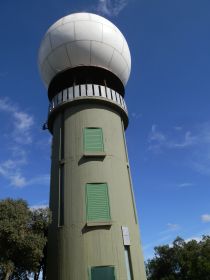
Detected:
[
  {"left": 86, "top": 183, "right": 111, "bottom": 222},
  {"left": 91, "top": 266, "right": 115, "bottom": 280},
  {"left": 84, "top": 128, "right": 104, "bottom": 152}
]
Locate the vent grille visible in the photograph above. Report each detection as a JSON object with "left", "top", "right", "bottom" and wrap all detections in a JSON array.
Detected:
[
  {"left": 84, "top": 128, "right": 104, "bottom": 152},
  {"left": 86, "top": 183, "right": 111, "bottom": 222}
]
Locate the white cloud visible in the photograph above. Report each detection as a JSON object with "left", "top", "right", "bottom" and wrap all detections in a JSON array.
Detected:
[
  {"left": 167, "top": 223, "right": 180, "bottom": 231},
  {"left": 201, "top": 214, "right": 210, "bottom": 223},
  {"left": 14, "top": 111, "right": 33, "bottom": 131},
  {"left": 148, "top": 125, "right": 196, "bottom": 153},
  {"left": 143, "top": 223, "right": 181, "bottom": 257},
  {"left": 0, "top": 98, "right": 49, "bottom": 188},
  {"left": 148, "top": 122, "right": 210, "bottom": 176},
  {"left": 185, "top": 236, "right": 202, "bottom": 243},
  {"left": 0, "top": 158, "right": 50, "bottom": 188},
  {"left": 0, "top": 157, "right": 27, "bottom": 188},
  {"left": 13, "top": 112, "right": 34, "bottom": 144},
  {"left": 0, "top": 158, "right": 26, "bottom": 176},
  {"left": 9, "top": 172, "right": 49, "bottom": 188},
  {"left": 0, "top": 98, "right": 16, "bottom": 112},
  {"left": 189, "top": 122, "right": 210, "bottom": 176},
  {"left": 0, "top": 98, "right": 34, "bottom": 144},
  {"left": 144, "top": 228, "right": 210, "bottom": 261},
  {"left": 159, "top": 223, "right": 181, "bottom": 235},
  {"left": 30, "top": 203, "right": 49, "bottom": 210},
  {"left": 148, "top": 124, "right": 167, "bottom": 153},
  {"left": 192, "top": 161, "right": 210, "bottom": 176},
  {"left": 174, "top": 126, "right": 183, "bottom": 131},
  {"left": 96, "top": 0, "right": 129, "bottom": 16},
  {"left": 150, "top": 124, "right": 166, "bottom": 142},
  {"left": 0, "top": 160, "right": 17, "bottom": 175},
  {"left": 169, "top": 131, "right": 196, "bottom": 148},
  {"left": 143, "top": 235, "right": 172, "bottom": 251},
  {"left": 9, "top": 146, "right": 27, "bottom": 163},
  {"left": 26, "top": 174, "right": 50, "bottom": 186},
  {"left": 184, "top": 228, "right": 210, "bottom": 243},
  {"left": 178, "top": 182, "right": 194, "bottom": 188},
  {"left": 143, "top": 233, "right": 175, "bottom": 260},
  {"left": 0, "top": 99, "right": 31, "bottom": 188},
  {"left": 10, "top": 174, "right": 27, "bottom": 188},
  {"left": 131, "top": 112, "right": 142, "bottom": 119}
]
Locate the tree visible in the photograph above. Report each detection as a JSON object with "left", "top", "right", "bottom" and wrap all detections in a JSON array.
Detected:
[
  {"left": 146, "top": 236, "right": 210, "bottom": 280},
  {"left": 0, "top": 199, "right": 51, "bottom": 280},
  {"left": 30, "top": 208, "right": 51, "bottom": 280}
]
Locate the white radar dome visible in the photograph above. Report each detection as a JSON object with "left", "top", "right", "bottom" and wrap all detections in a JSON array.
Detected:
[{"left": 38, "top": 13, "right": 131, "bottom": 87}]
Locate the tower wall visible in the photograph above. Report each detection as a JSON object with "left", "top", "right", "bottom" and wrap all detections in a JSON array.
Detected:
[{"left": 47, "top": 102, "right": 147, "bottom": 279}]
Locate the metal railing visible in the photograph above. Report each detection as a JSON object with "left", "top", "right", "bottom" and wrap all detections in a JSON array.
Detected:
[{"left": 48, "top": 84, "right": 128, "bottom": 114}]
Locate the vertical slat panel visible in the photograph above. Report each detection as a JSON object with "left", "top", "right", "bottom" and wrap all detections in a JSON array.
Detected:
[
  {"left": 80, "top": 84, "right": 86, "bottom": 96},
  {"left": 86, "top": 183, "right": 111, "bottom": 221},
  {"left": 106, "top": 87, "right": 112, "bottom": 100},
  {"left": 100, "top": 86, "right": 106, "bottom": 98},
  {"left": 87, "top": 84, "right": 93, "bottom": 96},
  {"left": 84, "top": 128, "right": 104, "bottom": 152},
  {"left": 112, "top": 91, "right": 117, "bottom": 102},
  {"left": 74, "top": 85, "right": 80, "bottom": 97},
  {"left": 63, "top": 89, "right": 68, "bottom": 101},
  {"left": 94, "top": 85, "right": 100, "bottom": 96},
  {"left": 58, "top": 92, "right": 62, "bottom": 104},
  {"left": 91, "top": 266, "right": 115, "bottom": 280},
  {"left": 68, "top": 87, "right": 74, "bottom": 99},
  {"left": 116, "top": 92, "right": 120, "bottom": 104}
]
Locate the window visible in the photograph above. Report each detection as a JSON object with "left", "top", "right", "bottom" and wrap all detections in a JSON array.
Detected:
[
  {"left": 83, "top": 128, "right": 104, "bottom": 154},
  {"left": 86, "top": 183, "right": 111, "bottom": 224},
  {"left": 90, "top": 266, "right": 115, "bottom": 280}
]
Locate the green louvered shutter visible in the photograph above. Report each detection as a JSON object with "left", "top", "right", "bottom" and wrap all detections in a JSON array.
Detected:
[
  {"left": 84, "top": 128, "right": 104, "bottom": 152},
  {"left": 91, "top": 266, "right": 115, "bottom": 280},
  {"left": 86, "top": 183, "right": 111, "bottom": 222}
]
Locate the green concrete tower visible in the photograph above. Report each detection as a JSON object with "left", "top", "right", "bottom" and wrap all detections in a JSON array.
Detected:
[{"left": 38, "top": 12, "right": 147, "bottom": 280}]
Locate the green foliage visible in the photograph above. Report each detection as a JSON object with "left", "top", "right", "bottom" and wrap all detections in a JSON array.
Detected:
[
  {"left": 146, "top": 236, "right": 210, "bottom": 280},
  {"left": 0, "top": 198, "right": 51, "bottom": 280}
]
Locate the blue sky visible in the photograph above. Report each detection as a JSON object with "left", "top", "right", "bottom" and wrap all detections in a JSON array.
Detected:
[{"left": 0, "top": 0, "right": 210, "bottom": 260}]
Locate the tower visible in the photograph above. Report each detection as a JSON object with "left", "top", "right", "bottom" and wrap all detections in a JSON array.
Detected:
[{"left": 38, "top": 12, "right": 147, "bottom": 280}]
